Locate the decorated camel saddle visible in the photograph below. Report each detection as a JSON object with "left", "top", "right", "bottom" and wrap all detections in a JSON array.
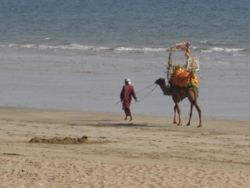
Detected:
[{"left": 167, "top": 42, "right": 200, "bottom": 88}]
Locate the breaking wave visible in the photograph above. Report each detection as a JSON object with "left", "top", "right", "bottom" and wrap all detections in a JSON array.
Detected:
[
  {"left": 2, "top": 43, "right": 167, "bottom": 54},
  {"left": 0, "top": 42, "right": 247, "bottom": 55},
  {"left": 200, "top": 47, "right": 245, "bottom": 53}
]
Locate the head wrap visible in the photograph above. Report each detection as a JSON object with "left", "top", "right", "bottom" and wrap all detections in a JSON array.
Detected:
[{"left": 125, "top": 78, "right": 132, "bottom": 84}]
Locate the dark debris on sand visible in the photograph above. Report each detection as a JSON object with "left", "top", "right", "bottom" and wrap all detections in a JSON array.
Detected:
[{"left": 29, "top": 136, "right": 88, "bottom": 144}]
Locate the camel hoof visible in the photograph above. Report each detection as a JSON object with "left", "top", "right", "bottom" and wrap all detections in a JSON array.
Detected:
[
  {"left": 197, "top": 125, "right": 202, "bottom": 128},
  {"left": 173, "top": 121, "right": 177, "bottom": 124}
]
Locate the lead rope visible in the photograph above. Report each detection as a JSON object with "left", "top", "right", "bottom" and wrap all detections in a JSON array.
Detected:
[
  {"left": 115, "top": 83, "right": 157, "bottom": 105},
  {"left": 136, "top": 83, "right": 155, "bottom": 93},
  {"left": 137, "top": 84, "right": 157, "bottom": 103},
  {"left": 115, "top": 83, "right": 156, "bottom": 104}
]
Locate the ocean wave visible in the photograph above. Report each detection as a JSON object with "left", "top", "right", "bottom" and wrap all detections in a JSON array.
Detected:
[
  {"left": 1, "top": 43, "right": 167, "bottom": 54},
  {"left": 44, "top": 37, "right": 51, "bottom": 41},
  {"left": 8, "top": 43, "right": 36, "bottom": 49},
  {"left": 197, "top": 40, "right": 246, "bottom": 54},
  {"left": 1, "top": 42, "right": 247, "bottom": 55},
  {"left": 114, "top": 47, "right": 166, "bottom": 53},
  {"left": 200, "top": 47, "right": 245, "bottom": 53},
  {"left": 38, "top": 44, "right": 94, "bottom": 50}
]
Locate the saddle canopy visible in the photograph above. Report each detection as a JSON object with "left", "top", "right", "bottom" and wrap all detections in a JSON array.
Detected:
[{"left": 166, "top": 43, "right": 199, "bottom": 88}]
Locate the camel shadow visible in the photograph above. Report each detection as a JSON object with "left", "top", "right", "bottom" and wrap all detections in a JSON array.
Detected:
[
  {"left": 67, "top": 120, "right": 170, "bottom": 128},
  {"left": 95, "top": 122, "right": 169, "bottom": 128}
]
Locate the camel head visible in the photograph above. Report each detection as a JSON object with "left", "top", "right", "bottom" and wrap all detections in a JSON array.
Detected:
[
  {"left": 155, "top": 78, "right": 172, "bottom": 96},
  {"left": 155, "top": 78, "right": 166, "bottom": 85}
]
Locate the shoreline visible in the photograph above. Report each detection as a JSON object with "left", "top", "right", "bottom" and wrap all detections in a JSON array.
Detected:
[{"left": 1, "top": 105, "right": 249, "bottom": 122}]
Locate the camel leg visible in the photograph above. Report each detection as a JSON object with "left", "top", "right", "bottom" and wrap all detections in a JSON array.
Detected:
[
  {"left": 175, "top": 103, "right": 182, "bottom": 126},
  {"left": 173, "top": 105, "right": 177, "bottom": 124},
  {"left": 186, "top": 103, "right": 193, "bottom": 126},
  {"left": 194, "top": 101, "right": 202, "bottom": 127}
]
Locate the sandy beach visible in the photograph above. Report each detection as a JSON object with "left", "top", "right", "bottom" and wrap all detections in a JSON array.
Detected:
[
  {"left": 1, "top": 1, "right": 250, "bottom": 187},
  {"left": 0, "top": 107, "right": 249, "bottom": 188}
]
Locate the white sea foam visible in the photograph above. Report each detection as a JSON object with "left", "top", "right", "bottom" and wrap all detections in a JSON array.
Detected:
[
  {"left": 115, "top": 47, "right": 143, "bottom": 53},
  {"left": 224, "top": 48, "right": 245, "bottom": 52},
  {"left": 142, "top": 47, "right": 166, "bottom": 53},
  {"left": 1, "top": 42, "right": 246, "bottom": 55},
  {"left": 201, "top": 47, "right": 245, "bottom": 53},
  {"left": 8, "top": 43, "right": 18, "bottom": 48},
  {"left": 38, "top": 44, "right": 166, "bottom": 53},
  {"left": 44, "top": 37, "right": 51, "bottom": 41},
  {"left": 20, "top": 44, "right": 36, "bottom": 48},
  {"left": 38, "top": 44, "right": 94, "bottom": 51},
  {"left": 114, "top": 47, "right": 166, "bottom": 53}
]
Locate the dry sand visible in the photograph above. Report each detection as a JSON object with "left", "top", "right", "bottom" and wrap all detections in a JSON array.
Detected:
[{"left": 0, "top": 107, "right": 250, "bottom": 188}]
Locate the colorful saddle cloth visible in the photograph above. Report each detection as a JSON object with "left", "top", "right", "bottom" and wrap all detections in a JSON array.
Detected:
[{"left": 171, "top": 66, "right": 198, "bottom": 87}]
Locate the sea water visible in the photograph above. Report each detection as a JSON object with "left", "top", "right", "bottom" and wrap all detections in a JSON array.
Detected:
[{"left": 0, "top": 0, "right": 249, "bottom": 120}]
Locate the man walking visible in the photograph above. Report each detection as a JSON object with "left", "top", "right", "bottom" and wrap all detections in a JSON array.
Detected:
[{"left": 120, "top": 78, "right": 137, "bottom": 121}]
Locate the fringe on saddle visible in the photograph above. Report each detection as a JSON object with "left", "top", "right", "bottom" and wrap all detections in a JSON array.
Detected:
[{"left": 167, "top": 84, "right": 199, "bottom": 99}]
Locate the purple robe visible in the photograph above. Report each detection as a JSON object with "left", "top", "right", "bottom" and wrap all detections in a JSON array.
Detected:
[{"left": 120, "top": 84, "right": 137, "bottom": 116}]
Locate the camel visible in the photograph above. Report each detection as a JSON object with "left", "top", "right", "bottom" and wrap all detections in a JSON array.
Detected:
[{"left": 155, "top": 78, "right": 202, "bottom": 127}]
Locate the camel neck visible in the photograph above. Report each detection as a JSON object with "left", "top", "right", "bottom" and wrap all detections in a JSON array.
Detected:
[{"left": 159, "top": 83, "right": 172, "bottom": 96}]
